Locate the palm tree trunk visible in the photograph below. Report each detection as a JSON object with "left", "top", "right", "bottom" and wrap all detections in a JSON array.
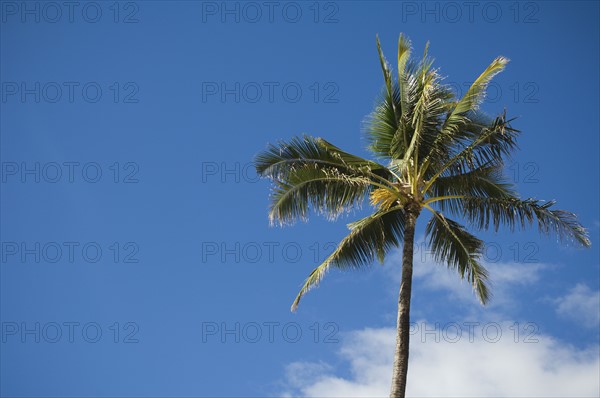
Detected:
[{"left": 390, "top": 210, "right": 417, "bottom": 398}]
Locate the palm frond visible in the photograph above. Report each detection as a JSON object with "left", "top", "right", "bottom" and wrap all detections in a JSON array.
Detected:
[
  {"left": 316, "top": 138, "right": 393, "bottom": 180},
  {"left": 442, "top": 57, "right": 509, "bottom": 135},
  {"left": 427, "top": 162, "right": 516, "bottom": 213},
  {"left": 397, "top": 33, "right": 411, "bottom": 121},
  {"left": 461, "top": 196, "right": 591, "bottom": 247},
  {"left": 268, "top": 164, "right": 374, "bottom": 225},
  {"left": 255, "top": 135, "right": 389, "bottom": 182},
  {"left": 425, "top": 208, "right": 490, "bottom": 304},
  {"left": 424, "top": 112, "right": 520, "bottom": 188},
  {"left": 291, "top": 206, "right": 406, "bottom": 311},
  {"left": 422, "top": 57, "right": 510, "bottom": 175},
  {"left": 364, "top": 86, "right": 401, "bottom": 159},
  {"left": 376, "top": 35, "right": 396, "bottom": 104},
  {"left": 399, "top": 63, "right": 437, "bottom": 164}
]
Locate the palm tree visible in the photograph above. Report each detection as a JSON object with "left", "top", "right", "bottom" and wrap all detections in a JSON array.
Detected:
[{"left": 254, "top": 34, "right": 591, "bottom": 398}]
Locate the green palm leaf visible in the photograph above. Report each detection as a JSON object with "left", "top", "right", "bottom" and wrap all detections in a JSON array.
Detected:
[
  {"left": 424, "top": 111, "right": 520, "bottom": 189},
  {"left": 425, "top": 209, "right": 490, "bottom": 303},
  {"left": 461, "top": 196, "right": 591, "bottom": 246},
  {"left": 291, "top": 206, "right": 406, "bottom": 311},
  {"left": 397, "top": 33, "right": 411, "bottom": 122},
  {"left": 256, "top": 135, "right": 391, "bottom": 184},
  {"left": 365, "top": 84, "right": 402, "bottom": 159},
  {"left": 268, "top": 164, "right": 374, "bottom": 225},
  {"left": 442, "top": 57, "right": 509, "bottom": 135},
  {"left": 427, "top": 162, "right": 516, "bottom": 214}
]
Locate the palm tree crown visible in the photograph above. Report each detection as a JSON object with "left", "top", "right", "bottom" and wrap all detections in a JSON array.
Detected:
[{"left": 255, "top": 34, "right": 591, "bottom": 312}]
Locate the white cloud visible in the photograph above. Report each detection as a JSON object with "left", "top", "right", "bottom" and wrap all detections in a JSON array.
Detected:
[
  {"left": 382, "top": 244, "right": 548, "bottom": 311},
  {"left": 279, "top": 246, "right": 599, "bottom": 397},
  {"left": 554, "top": 284, "right": 600, "bottom": 329},
  {"left": 281, "top": 325, "right": 600, "bottom": 397}
]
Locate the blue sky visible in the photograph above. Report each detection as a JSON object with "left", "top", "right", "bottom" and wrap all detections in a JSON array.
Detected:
[{"left": 1, "top": 1, "right": 599, "bottom": 397}]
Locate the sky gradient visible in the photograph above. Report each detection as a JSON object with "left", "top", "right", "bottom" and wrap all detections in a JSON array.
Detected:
[{"left": 1, "top": 1, "right": 599, "bottom": 396}]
